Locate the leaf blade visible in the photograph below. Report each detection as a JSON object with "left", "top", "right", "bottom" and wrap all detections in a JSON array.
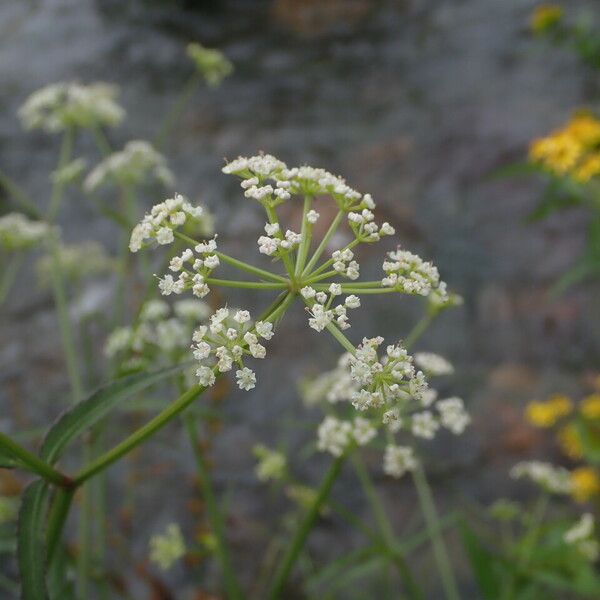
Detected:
[
  {"left": 41, "top": 364, "right": 185, "bottom": 465},
  {"left": 18, "top": 480, "right": 50, "bottom": 600}
]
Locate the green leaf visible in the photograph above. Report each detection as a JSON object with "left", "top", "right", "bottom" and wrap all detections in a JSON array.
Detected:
[
  {"left": 573, "top": 418, "right": 600, "bottom": 465},
  {"left": 18, "top": 480, "right": 50, "bottom": 600},
  {"left": 486, "top": 161, "right": 544, "bottom": 180},
  {"left": 460, "top": 522, "right": 502, "bottom": 599},
  {"left": 41, "top": 364, "right": 186, "bottom": 465},
  {"left": 0, "top": 446, "right": 17, "bottom": 469}
]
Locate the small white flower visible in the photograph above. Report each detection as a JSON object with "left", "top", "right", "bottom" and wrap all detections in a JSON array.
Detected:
[
  {"left": 264, "top": 222, "right": 280, "bottom": 236},
  {"left": 234, "top": 310, "right": 251, "bottom": 324},
  {"left": 306, "top": 209, "right": 320, "bottom": 224},
  {"left": 156, "top": 227, "right": 174, "bottom": 245},
  {"left": 329, "top": 283, "right": 342, "bottom": 296},
  {"left": 345, "top": 295, "right": 361, "bottom": 309},
  {"left": 255, "top": 321, "right": 274, "bottom": 340},
  {"left": 352, "top": 417, "right": 376, "bottom": 446},
  {"left": 411, "top": 411, "right": 439, "bottom": 439},
  {"left": 301, "top": 286, "right": 316, "bottom": 299},
  {"left": 383, "top": 445, "right": 417, "bottom": 479},
  {"left": 236, "top": 367, "right": 256, "bottom": 391},
  {"left": 196, "top": 366, "right": 216, "bottom": 387}
]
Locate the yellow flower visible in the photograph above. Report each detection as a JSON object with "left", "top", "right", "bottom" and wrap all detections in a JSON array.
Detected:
[
  {"left": 573, "top": 153, "right": 600, "bottom": 183},
  {"left": 565, "top": 113, "right": 600, "bottom": 146},
  {"left": 581, "top": 394, "right": 600, "bottom": 420},
  {"left": 531, "top": 5, "right": 563, "bottom": 34},
  {"left": 529, "top": 133, "right": 582, "bottom": 175},
  {"left": 557, "top": 424, "right": 584, "bottom": 460},
  {"left": 570, "top": 467, "right": 600, "bottom": 503},
  {"left": 525, "top": 394, "right": 573, "bottom": 428}
]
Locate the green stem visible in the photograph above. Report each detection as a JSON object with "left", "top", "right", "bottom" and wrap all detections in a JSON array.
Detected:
[
  {"left": 0, "top": 431, "right": 73, "bottom": 487},
  {"left": 302, "top": 270, "right": 338, "bottom": 284},
  {"left": 215, "top": 251, "right": 287, "bottom": 283},
  {"left": 46, "top": 487, "right": 75, "bottom": 563},
  {"left": 267, "top": 457, "right": 344, "bottom": 600},
  {"left": 154, "top": 71, "right": 201, "bottom": 151},
  {"left": 77, "top": 443, "right": 94, "bottom": 599},
  {"left": 351, "top": 454, "right": 422, "bottom": 599},
  {"left": 0, "top": 253, "right": 24, "bottom": 308},
  {"left": 48, "top": 128, "right": 74, "bottom": 221},
  {"left": 411, "top": 465, "right": 461, "bottom": 600},
  {"left": 302, "top": 211, "right": 344, "bottom": 277},
  {"left": 206, "top": 278, "right": 288, "bottom": 290},
  {"left": 174, "top": 233, "right": 287, "bottom": 283},
  {"left": 502, "top": 493, "right": 549, "bottom": 600},
  {"left": 307, "top": 237, "right": 360, "bottom": 279},
  {"left": 325, "top": 322, "right": 356, "bottom": 354},
  {"left": 73, "top": 382, "right": 207, "bottom": 486},
  {"left": 0, "top": 168, "right": 43, "bottom": 218},
  {"left": 404, "top": 313, "right": 435, "bottom": 350},
  {"left": 49, "top": 233, "right": 84, "bottom": 404},
  {"left": 91, "top": 126, "right": 112, "bottom": 157},
  {"left": 294, "top": 195, "right": 313, "bottom": 277},
  {"left": 314, "top": 286, "right": 397, "bottom": 295},
  {"left": 184, "top": 415, "right": 243, "bottom": 600}
]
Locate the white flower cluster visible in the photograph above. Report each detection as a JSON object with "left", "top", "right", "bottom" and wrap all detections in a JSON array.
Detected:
[
  {"left": 382, "top": 249, "right": 448, "bottom": 300},
  {"left": 19, "top": 82, "right": 124, "bottom": 133},
  {"left": 104, "top": 299, "right": 210, "bottom": 370},
  {"left": 301, "top": 285, "right": 361, "bottom": 332},
  {"left": 0, "top": 213, "right": 52, "bottom": 251},
  {"left": 510, "top": 461, "right": 572, "bottom": 494},
  {"left": 186, "top": 43, "right": 233, "bottom": 87},
  {"left": 414, "top": 352, "right": 454, "bottom": 376},
  {"left": 149, "top": 524, "right": 186, "bottom": 571},
  {"left": 348, "top": 337, "right": 425, "bottom": 411},
  {"left": 383, "top": 445, "right": 418, "bottom": 478},
  {"left": 564, "top": 514, "right": 599, "bottom": 561},
  {"left": 158, "top": 237, "right": 219, "bottom": 298},
  {"left": 84, "top": 140, "right": 173, "bottom": 192},
  {"left": 257, "top": 222, "right": 301, "bottom": 257},
  {"left": 52, "top": 158, "right": 87, "bottom": 186},
  {"left": 191, "top": 308, "right": 274, "bottom": 391},
  {"left": 253, "top": 444, "right": 287, "bottom": 482},
  {"left": 317, "top": 416, "right": 376, "bottom": 457},
  {"left": 36, "top": 241, "right": 113, "bottom": 287},
  {"left": 347, "top": 202, "right": 395, "bottom": 243},
  {"left": 222, "top": 154, "right": 381, "bottom": 214},
  {"left": 129, "top": 194, "right": 205, "bottom": 252},
  {"left": 331, "top": 248, "right": 360, "bottom": 280}
]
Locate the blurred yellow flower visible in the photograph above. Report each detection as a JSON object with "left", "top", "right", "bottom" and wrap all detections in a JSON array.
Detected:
[
  {"left": 525, "top": 394, "right": 573, "bottom": 428},
  {"left": 581, "top": 394, "right": 600, "bottom": 420},
  {"left": 529, "top": 133, "right": 582, "bottom": 175},
  {"left": 530, "top": 5, "right": 563, "bottom": 34},
  {"left": 529, "top": 112, "right": 600, "bottom": 182},
  {"left": 570, "top": 467, "right": 600, "bottom": 503},
  {"left": 573, "top": 153, "right": 600, "bottom": 183},
  {"left": 557, "top": 424, "right": 584, "bottom": 460}
]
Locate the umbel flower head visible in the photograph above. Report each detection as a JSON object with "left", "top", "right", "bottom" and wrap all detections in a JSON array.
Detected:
[
  {"left": 105, "top": 298, "right": 210, "bottom": 375},
  {"left": 19, "top": 82, "right": 124, "bottom": 133},
  {"left": 304, "top": 346, "right": 469, "bottom": 477},
  {"left": 186, "top": 43, "right": 233, "bottom": 87},
  {"left": 36, "top": 240, "right": 114, "bottom": 288},
  {"left": 84, "top": 140, "right": 174, "bottom": 192},
  {"left": 0, "top": 213, "right": 52, "bottom": 252},
  {"left": 149, "top": 523, "right": 186, "bottom": 571},
  {"left": 129, "top": 152, "right": 455, "bottom": 397}
]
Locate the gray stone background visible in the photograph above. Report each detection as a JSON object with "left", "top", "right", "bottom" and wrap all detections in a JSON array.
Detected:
[{"left": 1, "top": 0, "right": 599, "bottom": 597}]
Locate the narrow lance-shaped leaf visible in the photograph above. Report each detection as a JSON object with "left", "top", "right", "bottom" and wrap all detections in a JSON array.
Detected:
[
  {"left": 18, "top": 480, "right": 50, "bottom": 600},
  {"left": 41, "top": 364, "right": 186, "bottom": 465}
]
